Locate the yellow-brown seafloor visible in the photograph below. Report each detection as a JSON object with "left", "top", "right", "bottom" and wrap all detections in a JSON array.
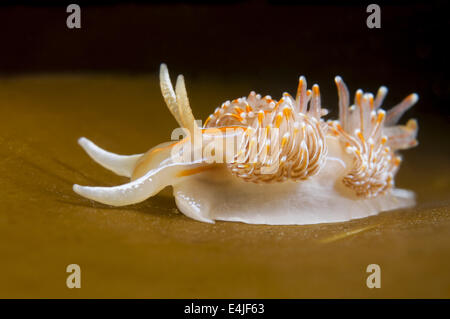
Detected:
[{"left": 0, "top": 74, "right": 449, "bottom": 298}]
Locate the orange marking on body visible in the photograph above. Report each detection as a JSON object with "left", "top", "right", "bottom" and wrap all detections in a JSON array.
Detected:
[
  {"left": 132, "top": 141, "right": 186, "bottom": 180},
  {"left": 357, "top": 131, "right": 365, "bottom": 144},
  {"left": 296, "top": 78, "right": 304, "bottom": 101},
  {"left": 356, "top": 91, "right": 362, "bottom": 106},
  {"left": 201, "top": 126, "right": 246, "bottom": 134},
  {"left": 283, "top": 107, "right": 292, "bottom": 118},
  {"left": 148, "top": 139, "right": 185, "bottom": 157},
  {"left": 406, "top": 93, "right": 416, "bottom": 103},
  {"left": 204, "top": 115, "right": 212, "bottom": 127},
  {"left": 258, "top": 111, "right": 264, "bottom": 126},
  {"left": 224, "top": 113, "right": 244, "bottom": 122},
  {"left": 377, "top": 111, "right": 385, "bottom": 123},
  {"left": 177, "top": 165, "right": 221, "bottom": 177},
  {"left": 313, "top": 85, "right": 320, "bottom": 95},
  {"left": 266, "top": 126, "right": 271, "bottom": 137},
  {"left": 234, "top": 106, "right": 244, "bottom": 114},
  {"left": 274, "top": 98, "right": 284, "bottom": 111},
  {"left": 283, "top": 93, "right": 293, "bottom": 100},
  {"left": 275, "top": 113, "right": 283, "bottom": 128}
]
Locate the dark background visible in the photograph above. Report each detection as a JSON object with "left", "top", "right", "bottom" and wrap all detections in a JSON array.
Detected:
[{"left": 0, "top": 0, "right": 448, "bottom": 118}]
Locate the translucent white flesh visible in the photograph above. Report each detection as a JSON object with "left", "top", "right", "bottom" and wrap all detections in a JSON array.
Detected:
[
  {"left": 78, "top": 137, "right": 143, "bottom": 178},
  {"left": 173, "top": 165, "right": 415, "bottom": 225},
  {"left": 73, "top": 163, "right": 181, "bottom": 206},
  {"left": 74, "top": 139, "right": 189, "bottom": 206}
]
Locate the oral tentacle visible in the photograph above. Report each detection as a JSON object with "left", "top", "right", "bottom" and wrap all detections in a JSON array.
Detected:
[
  {"left": 78, "top": 137, "right": 143, "bottom": 178},
  {"left": 73, "top": 163, "right": 187, "bottom": 206}
]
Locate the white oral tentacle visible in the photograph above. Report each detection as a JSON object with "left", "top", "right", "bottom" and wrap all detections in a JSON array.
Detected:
[
  {"left": 73, "top": 162, "right": 188, "bottom": 207},
  {"left": 78, "top": 137, "right": 143, "bottom": 178}
]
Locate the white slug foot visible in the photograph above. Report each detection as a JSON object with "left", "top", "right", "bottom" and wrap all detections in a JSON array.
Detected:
[{"left": 173, "top": 162, "right": 415, "bottom": 225}]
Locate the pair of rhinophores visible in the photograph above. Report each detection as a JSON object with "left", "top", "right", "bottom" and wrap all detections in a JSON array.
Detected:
[{"left": 73, "top": 64, "right": 419, "bottom": 225}]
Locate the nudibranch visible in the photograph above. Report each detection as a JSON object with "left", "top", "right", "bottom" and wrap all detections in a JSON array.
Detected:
[{"left": 73, "top": 64, "right": 419, "bottom": 225}]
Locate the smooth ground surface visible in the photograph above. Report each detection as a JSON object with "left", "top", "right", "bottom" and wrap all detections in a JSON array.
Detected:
[{"left": 0, "top": 74, "right": 449, "bottom": 298}]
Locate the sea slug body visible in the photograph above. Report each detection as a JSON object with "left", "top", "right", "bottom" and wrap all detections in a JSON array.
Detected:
[{"left": 72, "top": 64, "right": 418, "bottom": 225}]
